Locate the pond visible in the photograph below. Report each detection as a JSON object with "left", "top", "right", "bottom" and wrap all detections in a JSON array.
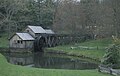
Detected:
[{"left": 2, "top": 52, "right": 98, "bottom": 70}]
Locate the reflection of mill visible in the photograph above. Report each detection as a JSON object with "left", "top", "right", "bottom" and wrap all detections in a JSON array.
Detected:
[
  {"left": 4, "top": 53, "right": 98, "bottom": 70},
  {"left": 5, "top": 53, "right": 34, "bottom": 66}
]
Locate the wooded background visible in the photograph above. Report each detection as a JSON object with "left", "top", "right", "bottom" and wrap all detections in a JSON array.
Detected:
[{"left": 0, "top": 0, "right": 120, "bottom": 38}]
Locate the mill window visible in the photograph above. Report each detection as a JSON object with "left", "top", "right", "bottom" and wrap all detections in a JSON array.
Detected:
[
  {"left": 21, "top": 41, "right": 23, "bottom": 44},
  {"left": 17, "top": 40, "right": 20, "bottom": 43}
]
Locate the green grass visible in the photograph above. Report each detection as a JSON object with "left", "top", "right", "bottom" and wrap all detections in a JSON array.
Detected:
[
  {"left": 79, "top": 38, "right": 112, "bottom": 47},
  {"left": 0, "top": 33, "right": 9, "bottom": 48},
  {"left": 47, "top": 38, "right": 113, "bottom": 60},
  {"left": 0, "top": 54, "right": 112, "bottom": 76}
]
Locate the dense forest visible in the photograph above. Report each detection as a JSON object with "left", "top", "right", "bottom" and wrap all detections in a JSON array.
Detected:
[{"left": 0, "top": 0, "right": 120, "bottom": 38}]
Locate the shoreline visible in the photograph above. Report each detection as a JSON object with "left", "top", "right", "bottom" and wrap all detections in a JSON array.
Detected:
[
  {"left": 0, "top": 48, "right": 9, "bottom": 53},
  {"left": 0, "top": 47, "right": 100, "bottom": 62},
  {"left": 0, "top": 48, "right": 33, "bottom": 53},
  {"left": 44, "top": 49, "right": 101, "bottom": 62},
  {"left": 0, "top": 53, "right": 111, "bottom": 76}
]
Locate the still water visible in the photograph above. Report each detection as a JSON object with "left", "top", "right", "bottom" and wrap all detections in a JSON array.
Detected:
[{"left": 2, "top": 52, "right": 98, "bottom": 70}]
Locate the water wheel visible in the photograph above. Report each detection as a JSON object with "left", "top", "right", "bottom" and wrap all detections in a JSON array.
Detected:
[{"left": 34, "top": 36, "right": 46, "bottom": 52}]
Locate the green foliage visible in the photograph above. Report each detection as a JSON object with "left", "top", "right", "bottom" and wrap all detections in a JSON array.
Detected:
[
  {"left": 0, "top": 0, "right": 55, "bottom": 34},
  {"left": 102, "top": 44, "right": 120, "bottom": 65},
  {"left": 102, "top": 36, "right": 120, "bottom": 68},
  {"left": 0, "top": 33, "right": 8, "bottom": 48},
  {"left": 0, "top": 54, "right": 112, "bottom": 76},
  {"left": 26, "top": 0, "right": 55, "bottom": 27}
]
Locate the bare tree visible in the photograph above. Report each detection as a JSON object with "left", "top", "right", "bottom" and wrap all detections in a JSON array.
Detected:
[{"left": 0, "top": 0, "right": 28, "bottom": 37}]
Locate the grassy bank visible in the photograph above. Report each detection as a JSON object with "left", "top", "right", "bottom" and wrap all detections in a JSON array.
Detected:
[
  {"left": 0, "top": 54, "right": 112, "bottom": 76},
  {"left": 47, "top": 38, "right": 112, "bottom": 61}
]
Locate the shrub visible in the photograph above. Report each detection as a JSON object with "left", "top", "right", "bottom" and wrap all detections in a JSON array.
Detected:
[{"left": 102, "top": 36, "right": 120, "bottom": 68}]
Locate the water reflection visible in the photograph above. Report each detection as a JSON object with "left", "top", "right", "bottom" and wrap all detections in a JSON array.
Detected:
[
  {"left": 3, "top": 53, "right": 33, "bottom": 66},
  {"left": 2, "top": 52, "right": 98, "bottom": 70}
]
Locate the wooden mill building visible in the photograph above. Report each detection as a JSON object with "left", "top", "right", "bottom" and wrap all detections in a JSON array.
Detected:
[
  {"left": 9, "top": 33, "right": 34, "bottom": 48},
  {"left": 9, "top": 26, "right": 55, "bottom": 50},
  {"left": 25, "top": 26, "right": 47, "bottom": 38}
]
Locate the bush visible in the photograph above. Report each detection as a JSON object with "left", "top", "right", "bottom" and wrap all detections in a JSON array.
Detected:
[{"left": 102, "top": 44, "right": 120, "bottom": 66}]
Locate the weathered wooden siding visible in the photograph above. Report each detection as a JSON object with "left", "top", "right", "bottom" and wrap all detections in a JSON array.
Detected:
[
  {"left": 10, "top": 35, "right": 34, "bottom": 48},
  {"left": 25, "top": 27, "right": 46, "bottom": 38},
  {"left": 10, "top": 35, "right": 25, "bottom": 48},
  {"left": 35, "top": 33, "right": 45, "bottom": 37},
  {"left": 25, "top": 41, "right": 34, "bottom": 48},
  {"left": 25, "top": 28, "right": 35, "bottom": 37}
]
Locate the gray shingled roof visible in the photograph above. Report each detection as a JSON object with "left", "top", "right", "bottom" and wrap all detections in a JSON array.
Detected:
[
  {"left": 16, "top": 33, "right": 34, "bottom": 41},
  {"left": 28, "top": 26, "right": 46, "bottom": 33},
  {"left": 45, "top": 29, "right": 55, "bottom": 34}
]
